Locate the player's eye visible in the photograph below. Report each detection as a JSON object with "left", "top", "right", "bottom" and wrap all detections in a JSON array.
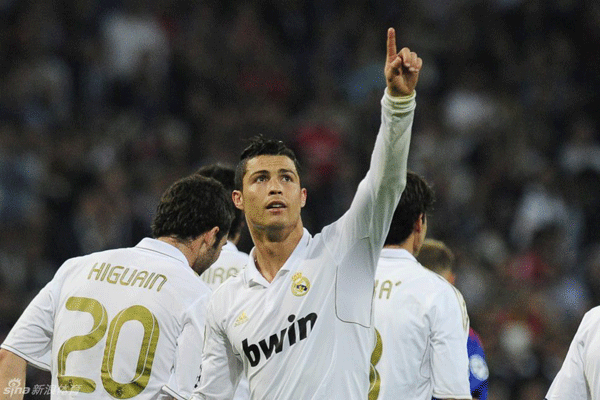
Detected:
[
  {"left": 256, "top": 175, "right": 268, "bottom": 182},
  {"left": 282, "top": 175, "right": 292, "bottom": 182}
]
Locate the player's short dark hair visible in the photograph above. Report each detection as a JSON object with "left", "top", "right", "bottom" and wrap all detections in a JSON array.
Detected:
[
  {"left": 416, "top": 239, "right": 455, "bottom": 274},
  {"left": 196, "top": 164, "right": 244, "bottom": 240},
  {"left": 384, "top": 171, "right": 435, "bottom": 246},
  {"left": 234, "top": 135, "right": 301, "bottom": 190},
  {"left": 151, "top": 175, "right": 234, "bottom": 244}
]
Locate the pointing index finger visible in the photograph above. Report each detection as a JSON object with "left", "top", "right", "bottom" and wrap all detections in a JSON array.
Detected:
[{"left": 387, "top": 28, "right": 397, "bottom": 63}]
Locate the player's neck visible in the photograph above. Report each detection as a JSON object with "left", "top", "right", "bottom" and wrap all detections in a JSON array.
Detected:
[
  {"left": 250, "top": 224, "right": 304, "bottom": 282},
  {"left": 384, "top": 237, "right": 415, "bottom": 255},
  {"left": 158, "top": 236, "right": 196, "bottom": 267}
]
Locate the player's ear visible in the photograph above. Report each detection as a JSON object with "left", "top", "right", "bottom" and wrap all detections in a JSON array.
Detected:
[
  {"left": 300, "top": 188, "right": 307, "bottom": 208},
  {"left": 414, "top": 213, "right": 425, "bottom": 233},
  {"left": 232, "top": 190, "right": 244, "bottom": 210},
  {"left": 202, "top": 226, "right": 220, "bottom": 248}
]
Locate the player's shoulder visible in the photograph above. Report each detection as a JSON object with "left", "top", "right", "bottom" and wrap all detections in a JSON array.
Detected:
[
  {"left": 209, "top": 269, "right": 245, "bottom": 299},
  {"left": 579, "top": 305, "right": 600, "bottom": 331}
]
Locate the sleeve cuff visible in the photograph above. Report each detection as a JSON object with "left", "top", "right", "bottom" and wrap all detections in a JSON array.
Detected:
[
  {"left": 0, "top": 344, "right": 51, "bottom": 371},
  {"left": 162, "top": 385, "right": 188, "bottom": 400},
  {"left": 382, "top": 88, "right": 416, "bottom": 113}
]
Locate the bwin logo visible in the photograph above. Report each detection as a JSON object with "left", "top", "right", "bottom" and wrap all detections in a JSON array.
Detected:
[{"left": 242, "top": 313, "right": 317, "bottom": 367}]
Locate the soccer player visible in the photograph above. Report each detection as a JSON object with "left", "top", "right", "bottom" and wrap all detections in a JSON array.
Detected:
[
  {"left": 193, "top": 28, "right": 422, "bottom": 400},
  {"left": 0, "top": 174, "right": 234, "bottom": 400},
  {"left": 417, "top": 239, "right": 489, "bottom": 400},
  {"left": 197, "top": 164, "right": 249, "bottom": 291},
  {"left": 197, "top": 164, "right": 250, "bottom": 400},
  {"left": 370, "top": 171, "right": 471, "bottom": 400},
  {"left": 545, "top": 305, "right": 600, "bottom": 400}
]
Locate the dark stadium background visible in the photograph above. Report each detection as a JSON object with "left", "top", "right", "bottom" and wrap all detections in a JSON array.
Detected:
[{"left": 1, "top": 0, "right": 599, "bottom": 398}]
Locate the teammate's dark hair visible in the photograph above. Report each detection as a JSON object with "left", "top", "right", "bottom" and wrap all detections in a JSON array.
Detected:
[
  {"left": 384, "top": 171, "right": 435, "bottom": 246},
  {"left": 151, "top": 175, "right": 234, "bottom": 244},
  {"left": 196, "top": 164, "right": 244, "bottom": 240},
  {"left": 234, "top": 135, "right": 301, "bottom": 190},
  {"left": 416, "top": 239, "right": 455, "bottom": 275}
]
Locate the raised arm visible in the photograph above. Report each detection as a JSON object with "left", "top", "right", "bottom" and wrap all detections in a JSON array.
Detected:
[{"left": 322, "top": 28, "right": 422, "bottom": 325}]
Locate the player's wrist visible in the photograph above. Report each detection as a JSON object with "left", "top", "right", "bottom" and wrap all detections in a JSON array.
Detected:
[{"left": 382, "top": 88, "right": 416, "bottom": 112}]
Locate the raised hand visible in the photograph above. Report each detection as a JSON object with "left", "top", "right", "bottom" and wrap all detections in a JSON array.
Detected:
[{"left": 385, "top": 28, "right": 422, "bottom": 97}]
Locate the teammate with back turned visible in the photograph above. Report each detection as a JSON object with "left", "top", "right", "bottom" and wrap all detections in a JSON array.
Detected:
[
  {"left": 197, "top": 164, "right": 251, "bottom": 400},
  {"left": 0, "top": 174, "right": 234, "bottom": 400},
  {"left": 192, "top": 27, "right": 422, "bottom": 400},
  {"left": 197, "top": 164, "right": 249, "bottom": 292},
  {"left": 370, "top": 172, "right": 471, "bottom": 400},
  {"left": 417, "top": 239, "right": 489, "bottom": 400}
]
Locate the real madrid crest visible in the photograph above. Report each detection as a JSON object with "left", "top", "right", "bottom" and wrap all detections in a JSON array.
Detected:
[{"left": 291, "top": 272, "right": 310, "bottom": 296}]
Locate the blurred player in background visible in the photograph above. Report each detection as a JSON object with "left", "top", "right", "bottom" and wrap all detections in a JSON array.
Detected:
[
  {"left": 0, "top": 174, "right": 233, "bottom": 400},
  {"left": 545, "top": 305, "right": 600, "bottom": 400},
  {"left": 197, "top": 164, "right": 249, "bottom": 290},
  {"left": 370, "top": 171, "right": 471, "bottom": 400},
  {"left": 193, "top": 28, "right": 421, "bottom": 400},
  {"left": 197, "top": 164, "right": 250, "bottom": 400},
  {"left": 417, "top": 239, "right": 489, "bottom": 400}
]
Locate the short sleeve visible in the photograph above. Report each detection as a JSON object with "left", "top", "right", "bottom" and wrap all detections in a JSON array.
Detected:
[{"left": 1, "top": 281, "right": 57, "bottom": 371}]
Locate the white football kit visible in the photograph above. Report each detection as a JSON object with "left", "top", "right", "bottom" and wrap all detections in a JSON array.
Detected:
[
  {"left": 546, "top": 306, "right": 600, "bottom": 400},
  {"left": 193, "top": 89, "right": 416, "bottom": 400},
  {"left": 1, "top": 238, "right": 210, "bottom": 400},
  {"left": 201, "top": 241, "right": 248, "bottom": 291},
  {"left": 200, "top": 241, "right": 251, "bottom": 400},
  {"left": 371, "top": 249, "right": 471, "bottom": 400}
]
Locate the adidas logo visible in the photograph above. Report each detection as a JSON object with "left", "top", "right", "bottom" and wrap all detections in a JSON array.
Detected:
[{"left": 234, "top": 312, "right": 249, "bottom": 327}]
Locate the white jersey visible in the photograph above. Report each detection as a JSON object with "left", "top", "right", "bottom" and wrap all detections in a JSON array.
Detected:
[
  {"left": 546, "top": 306, "right": 600, "bottom": 400},
  {"left": 371, "top": 248, "right": 471, "bottom": 400},
  {"left": 1, "top": 238, "right": 210, "bottom": 400},
  {"left": 200, "top": 241, "right": 250, "bottom": 400},
  {"left": 201, "top": 242, "right": 248, "bottom": 291},
  {"left": 193, "top": 89, "right": 416, "bottom": 400}
]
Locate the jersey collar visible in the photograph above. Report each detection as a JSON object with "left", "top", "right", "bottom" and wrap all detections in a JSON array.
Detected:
[
  {"left": 222, "top": 241, "right": 238, "bottom": 253},
  {"left": 380, "top": 247, "right": 417, "bottom": 262},
  {"left": 135, "top": 237, "right": 189, "bottom": 267},
  {"left": 244, "top": 228, "right": 311, "bottom": 288}
]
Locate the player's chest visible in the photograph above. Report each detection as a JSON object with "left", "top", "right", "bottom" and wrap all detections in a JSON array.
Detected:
[{"left": 226, "top": 263, "right": 336, "bottom": 360}]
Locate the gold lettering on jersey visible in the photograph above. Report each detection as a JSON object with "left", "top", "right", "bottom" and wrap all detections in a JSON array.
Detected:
[
  {"left": 106, "top": 266, "right": 124, "bottom": 284},
  {"left": 201, "top": 267, "right": 239, "bottom": 285},
  {"left": 147, "top": 274, "right": 167, "bottom": 291},
  {"left": 373, "top": 279, "right": 402, "bottom": 300},
  {"left": 87, "top": 263, "right": 168, "bottom": 292},
  {"left": 119, "top": 268, "right": 137, "bottom": 285},
  {"left": 291, "top": 272, "right": 310, "bottom": 296},
  {"left": 132, "top": 271, "right": 148, "bottom": 287}
]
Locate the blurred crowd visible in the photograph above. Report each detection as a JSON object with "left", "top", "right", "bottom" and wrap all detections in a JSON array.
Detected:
[{"left": 1, "top": 0, "right": 599, "bottom": 398}]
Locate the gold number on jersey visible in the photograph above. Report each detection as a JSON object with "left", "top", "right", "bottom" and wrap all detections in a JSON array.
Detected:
[
  {"left": 56, "top": 297, "right": 160, "bottom": 398},
  {"left": 57, "top": 297, "right": 107, "bottom": 392},
  {"left": 102, "top": 305, "right": 160, "bottom": 398},
  {"left": 368, "top": 328, "right": 383, "bottom": 400}
]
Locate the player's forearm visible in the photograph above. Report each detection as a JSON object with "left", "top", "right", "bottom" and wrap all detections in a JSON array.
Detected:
[
  {"left": 369, "top": 89, "right": 416, "bottom": 189},
  {"left": 0, "top": 349, "right": 27, "bottom": 400}
]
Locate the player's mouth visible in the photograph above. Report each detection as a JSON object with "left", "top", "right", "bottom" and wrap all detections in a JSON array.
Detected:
[{"left": 266, "top": 201, "right": 286, "bottom": 212}]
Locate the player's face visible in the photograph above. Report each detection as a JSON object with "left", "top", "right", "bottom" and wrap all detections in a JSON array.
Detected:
[{"left": 234, "top": 155, "right": 306, "bottom": 232}]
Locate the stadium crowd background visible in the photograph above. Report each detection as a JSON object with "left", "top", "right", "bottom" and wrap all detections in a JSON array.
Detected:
[{"left": 1, "top": 0, "right": 599, "bottom": 398}]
